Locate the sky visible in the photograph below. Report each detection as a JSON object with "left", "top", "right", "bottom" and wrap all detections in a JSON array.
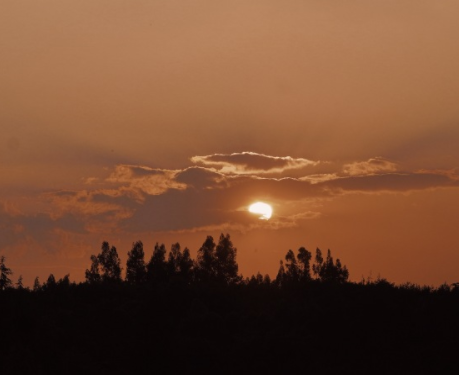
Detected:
[{"left": 2, "top": 0, "right": 459, "bottom": 287}]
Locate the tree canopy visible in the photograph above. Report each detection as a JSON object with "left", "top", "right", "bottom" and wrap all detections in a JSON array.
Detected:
[{"left": 85, "top": 241, "right": 122, "bottom": 283}]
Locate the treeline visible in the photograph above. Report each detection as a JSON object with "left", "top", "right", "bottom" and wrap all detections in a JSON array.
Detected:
[
  {"left": 84, "top": 234, "right": 239, "bottom": 287},
  {"left": 1, "top": 233, "right": 351, "bottom": 291},
  {"left": 82, "top": 233, "right": 350, "bottom": 288},
  {"left": 1, "top": 233, "right": 458, "bottom": 292}
]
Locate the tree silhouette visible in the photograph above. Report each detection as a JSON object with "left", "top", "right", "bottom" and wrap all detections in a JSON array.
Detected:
[
  {"left": 178, "top": 247, "right": 193, "bottom": 284},
  {"left": 167, "top": 242, "right": 182, "bottom": 276},
  {"left": 194, "top": 234, "right": 241, "bottom": 284},
  {"left": 276, "top": 247, "right": 313, "bottom": 286},
  {"left": 166, "top": 242, "right": 193, "bottom": 285},
  {"left": 297, "top": 247, "right": 312, "bottom": 282},
  {"left": 284, "top": 249, "right": 300, "bottom": 283},
  {"left": 0, "top": 256, "right": 13, "bottom": 290},
  {"left": 126, "top": 241, "right": 147, "bottom": 284},
  {"left": 275, "top": 260, "right": 286, "bottom": 286},
  {"left": 85, "top": 241, "right": 122, "bottom": 283},
  {"left": 312, "top": 247, "right": 324, "bottom": 279},
  {"left": 16, "top": 275, "right": 24, "bottom": 289},
  {"left": 85, "top": 255, "right": 102, "bottom": 284},
  {"left": 195, "top": 235, "right": 217, "bottom": 283},
  {"left": 247, "top": 272, "right": 267, "bottom": 287},
  {"left": 99, "top": 242, "right": 122, "bottom": 282},
  {"left": 33, "top": 276, "right": 41, "bottom": 291},
  {"left": 312, "top": 248, "right": 349, "bottom": 283},
  {"left": 215, "top": 233, "right": 240, "bottom": 284},
  {"left": 147, "top": 243, "right": 167, "bottom": 283},
  {"left": 57, "top": 274, "right": 71, "bottom": 288},
  {"left": 277, "top": 246, "right": 347, "bottom": 286},
  {"left": 45, "top": 274, "right": 57, "bottom": 290}
]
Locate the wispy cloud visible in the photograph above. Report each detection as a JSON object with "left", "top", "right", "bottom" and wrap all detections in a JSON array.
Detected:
[
  {"left": 343, "top": 157, "right": 398, "bottom": 176},
  {"left": 106, "top": 164, "right": 186, "bottom": 198},
  {"left": 191, "top": 152, "right": 319, "bottom": 175}
]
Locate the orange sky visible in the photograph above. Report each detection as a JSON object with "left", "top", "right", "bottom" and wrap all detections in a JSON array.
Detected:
[{"left": 1, "top": 1, "right": 459, "bottom": 286}]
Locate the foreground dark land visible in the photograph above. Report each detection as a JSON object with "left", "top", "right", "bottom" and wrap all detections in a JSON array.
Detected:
[
  {"left": 1, "top": 236, "right": 459, "bottom": 374},
  {"left": 2, "top": 281, "right": 459, "bottom": 374}
]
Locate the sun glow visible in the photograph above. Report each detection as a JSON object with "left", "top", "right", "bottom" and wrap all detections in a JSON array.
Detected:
[{"left": 249, "top": 202, "right": 273, "bottom": 220}]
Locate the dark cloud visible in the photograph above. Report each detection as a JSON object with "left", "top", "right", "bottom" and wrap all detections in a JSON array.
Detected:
[
  {"left": 121, "top": 189, "right": 225, "bottom": 232},
  {"left": 175, "top": 167, "right": 227, "bottom": 189},
  {"left": 324, "top": 172, "right": 458, "bottom": 193},
  {"left": 0, "top": 204, "right": 87, "bottom": 253}
]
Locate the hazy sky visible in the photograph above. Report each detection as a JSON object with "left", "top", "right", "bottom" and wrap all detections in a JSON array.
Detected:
[{"left": 2, "top": 1, "right": 459, "bottom": 286}]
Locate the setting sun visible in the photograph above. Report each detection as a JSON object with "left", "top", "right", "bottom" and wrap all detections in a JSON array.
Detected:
[{"left": 249, "top": 202, "right": 273, "bottom": 220}]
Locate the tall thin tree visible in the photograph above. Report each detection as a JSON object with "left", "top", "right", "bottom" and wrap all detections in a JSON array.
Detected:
[
  {"left": 126, "top": 241, "right": 147, "bottom": 284},
  {"left": 215, "top": 233, "right": 240, "bottom": 284}
]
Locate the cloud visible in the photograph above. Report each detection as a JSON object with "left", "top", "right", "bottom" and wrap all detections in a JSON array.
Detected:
[
  {"left": 416, "top": 168, "right": 459, "bottom": 181},
  {"left": 175, "top": 167, "right": 227, "bottom": 189},
  {"left": 299, "top": 173, "right": 339, "bottom": 184},
  {"left": 324, "top": 172, "right": 458, "bottom": 193},
  {"left": 3, "top": 153, "right": 459, "bottom": 253},
  {"left": 46, "top": 190, "right": 127, "bottom": 217},
  {"left": 0, "top": 202, "right": 88, "bottom": 256},
  {"left": 191, "top": 152, "right": 319, "bottom": 175},
  {"left": 343, "top": 157, "right": 398, "bottom": 176},
  {"left": 106, "top": 164, "right": 186, "bottom": 198},
  {"left": 42, "top": 159, "right": 459, "bottom": 235}
]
